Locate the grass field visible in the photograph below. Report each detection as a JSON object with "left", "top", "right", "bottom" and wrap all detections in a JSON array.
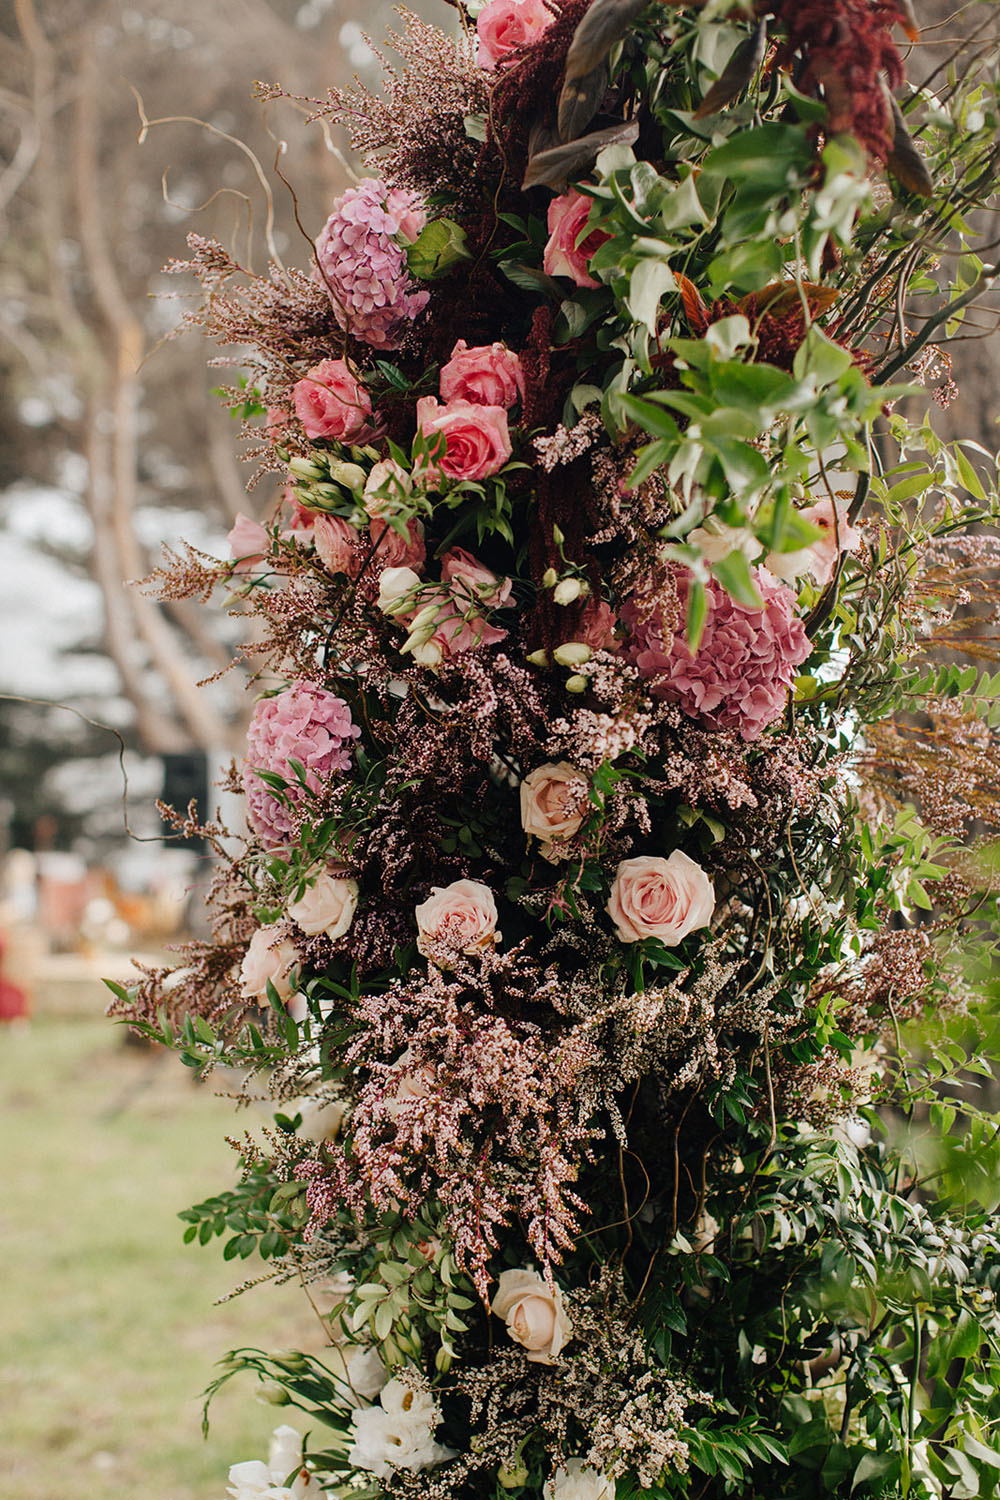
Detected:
[{"left": 1, "top": 1010, "right": 322, "bottom": 1499}]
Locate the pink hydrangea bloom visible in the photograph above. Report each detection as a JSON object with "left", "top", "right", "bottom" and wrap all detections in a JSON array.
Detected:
[
  {"left": 315, "top": 179, "right": 430, "bottom": 351},
  {"left": 243, "top": 681, "right": 361, "bottom": 847},
  {"left": 623, "top": 569, "right": 811, "bottom": 741}
]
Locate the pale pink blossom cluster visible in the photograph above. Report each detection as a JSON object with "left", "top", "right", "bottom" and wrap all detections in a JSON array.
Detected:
[
  {"left": 624, "top": 569, "right": 811, "bottom": 741},
  {"left": 243, "top": 681, "right": 361, "bottom": 847},
  {"left": 476, "top": 0, "right": 555, "bottom": 69},
  {"left": 315, "top": 179, "right": 430, "bottom": 350}
]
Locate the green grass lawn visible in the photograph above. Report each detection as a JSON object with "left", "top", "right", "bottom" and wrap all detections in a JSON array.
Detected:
[{"left": 0, "top": 1012, "right": 321, "bottom": 1499}]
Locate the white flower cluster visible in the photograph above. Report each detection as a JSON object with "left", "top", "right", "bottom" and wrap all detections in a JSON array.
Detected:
[
  {"left": 227, "top": 1425, "right": 314, "bottom": 1500},
  {"left": 348, "top": 1374, "right": 455, "bottom": 1479}
]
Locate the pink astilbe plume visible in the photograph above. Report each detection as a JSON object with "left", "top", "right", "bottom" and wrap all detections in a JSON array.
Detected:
[
  {"left": 624, "top": 568, "right": 811, "bottom": 742},
  {"left": 315, "top": 178, "right": 430, "bottom": 350},
  {"left": 243, "top": 681, "right": 361, "bottom": 848}
]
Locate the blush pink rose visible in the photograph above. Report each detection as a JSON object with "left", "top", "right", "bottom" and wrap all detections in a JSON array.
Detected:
[
  {"left": 477, "top": 0, "right": 555, "bottom": 69},
  {"left": 766, "top": 497, "right": 862, "bottom": 587},
  {"left": 414, "top": 878, "right": 500, "bottom": 963},
  {"left": 440, "top": 547, "right": 512, "bottom": 608},
  {"left": 543, "top": 190, "right": 610, "bottom": 289},
  {"left": 287, "top": 871, "right": 359, "bottom": 940},
  {"left": 313, "top": 514, "right": 363, "bottom": 577},
  {"left": 565, "top": 596, "right": 619, "bottom": 652},
  {"left": 227, "top": 513, "right": 269, "bottom": 574},
  {"left": 520, "top": 762, "right": 590, "bottom": 862},
  {"left": 491, "top": 1268, "right": 572, "bottom": 1364},
  {"left": 292, "top": 359, "right": 372, "bottom": 442},
  {"left": 416, "top": 396, "right": 512, "bottom": 482},
  {"left": 607, "top": 851, "right": 715, "bottom": 946},
  {"left": 368, "top": 516, "right": 427, "bottom": 572},
  {"left": 439, "top": 340, "right": 525, "bottom": 409},
  {"left": 240, "top": 924, "right": 300, "bottom": 1002}
]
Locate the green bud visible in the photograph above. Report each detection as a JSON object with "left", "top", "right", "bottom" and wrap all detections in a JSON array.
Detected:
[
  {"left": 258, "top": 1382, "right": 292, "bottom": 1405},
  {"left": 288, "top": 456, "right": 326, "bottom": 481},
  {"left": 498, "top": 1462, "right": 529, "bottom": 1489},
  {"left": 328, "top": 461, "right": 368, "bottom": 491},
  {"left": 541, "top": 568, "right": 559, "bottom": 589},
  {"left": 565, "top": 674, "right": 588, "bottom": 694},
  {"left": 526, "top": 648, "right": 550, "bottom": 667},
  {"left": 553, "top": 577, "right": 588, "bottom": 606},
  {"left": 551, "top": 524, "right": 565, "bottom": 547},
  {"left": 553, "top": 641, "right": 591, "bottom": 667}
]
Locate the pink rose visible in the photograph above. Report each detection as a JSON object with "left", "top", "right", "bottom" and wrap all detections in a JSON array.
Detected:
[
  {"left": 520, "top": 761, "right": 590, "bottom": 861},
  {"left": 766, "top": 497, "right": 862, "bottom": 587},
  {"left": 400, "top": 582, "right": 509, "bottom": 667},
  {"left": 476, "top": 0, "right": 555, "bottom": 70},
  {"left": 287, "top": 871, "right": 359, "bottom": 940},
  {"left": 368, "top": 516, "right": 427, "bottom": 572},
  {"left": 414, "top": 878, "right": 500, "bottom": 964},
  {"left": 607, "top": 851, "right": 715, "bottom": 946},
  {"left": 292, "top": 359, "right": 373, "bottom": 442},
  {"left": 440, "top": 547, "right": 512, "bottom": 608},
  {"left": 439, "top": 340, "right": 525, "bottom": 409},
  {"left": 313, "top": 514, "right": 362, "bottom": 578},
  {"left": 491, "top": 1268, "right": 572, "bottom": 1364},
  {"left": 227, "top": 513, "right": 269, "bottom": 574},
  {"left": 240, "top": 924, "right": 300, "bottom": 1002},
  {"left": 543, "top": 190, "right": 610, "bottom": 289},
  {"left": 416, "top": 396, "right": 512, "bottom": 482},
  {"left": 564, "top": 596, "right": 619, "bottom": 653}
]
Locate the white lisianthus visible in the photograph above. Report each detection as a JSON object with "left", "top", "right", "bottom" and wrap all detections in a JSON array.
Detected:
[
  {"left": 378, "top": 565, "right": 422, "bottom": 616},
  {"left": 686, "top": 519, "right": 759, "bottom": 566},
  {"left": 347, "top": 1375, "right": 456, "bottom": 1479},
  {"left": 543, "top": 1457, "right": 616, "bottom": 1500},
  {"left": 227, "top": 1424, "right": 314, "bottom": 1499},
  {"left": 327, "top": 1341, "right": 389, "bottom": 1406}
]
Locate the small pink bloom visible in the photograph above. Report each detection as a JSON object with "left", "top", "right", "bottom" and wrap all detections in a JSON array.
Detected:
[
  {"left": 440, "top": 547, "right": 512, "bottom": 607},
  {"left": 607, "top": 851, "right": 715, "bottom": 946},
  {"left": 476, "top": 0, "right": 555, "bottom": 69},
  {"left": 543, "top": 190, "right": 610, "bottom": 289},
  {"left": 313, "top": 514, "right": 363, "bottom": 577},
  {"left": 227, "top": 513, "right": 269, "bottom": 574},
  {"left": 368, "top": 516, "right": 427, "bottom": 572},
  {"left": 292, "top": 359, "right": 372, "bottom": 442},
  {"left": 414, "top": 878, "right": 500, "bottom": 964},
  {"left": 384, "top": 186, "right": 428, "bottom": 244},
  {"left": 416, "top": 396, "right": 512, "bottom": 481},
  {"left": 766, "top": 497, "right": 862, "bottom": 587},
  {"left": 564, "top": 595, "right": 619, "bottom": 653},
  {"left": 439, "top": 340, "right": 525, "bottom": 409}
]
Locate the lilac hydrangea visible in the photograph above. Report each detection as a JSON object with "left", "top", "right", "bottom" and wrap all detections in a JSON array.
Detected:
[
  {"left": 624, "top": 568, "right": 811, "bottom": 742},
  {"left": 243, "top": 681, "right": 361, "bottom": 847},
  {"left": 315, "top": 179, "right": 430, "bottom": 351}
]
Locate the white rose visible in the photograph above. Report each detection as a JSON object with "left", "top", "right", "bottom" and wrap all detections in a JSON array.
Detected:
[
  {"left": 520, "top": 762, "right": 589, "bottom": 861},
  {"left": 491, "top": 1268, "right": 572, "bottom": 1365},
  {"left": 378, "top": 565, "right": 422, "bottom": 616},
  {"left": 287, "top": 871, "right": 359, "bottom": 940},
  {"left": 239, "top": 925, "right": 300, "bottom": 1003},
  {"left": 544, "top": 1458, "right": 616, "bottom": 1500},
  {"left": 294, "top": 1091, "right": 346, "bottom": 1143}
]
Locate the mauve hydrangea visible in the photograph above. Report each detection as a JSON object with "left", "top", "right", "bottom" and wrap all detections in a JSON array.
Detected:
[
  {"left": 315, "top": 179, "right": 430, "bottom": 351},
  {"left": 623, "top": 568, "right": 811, "bottom": 741},
  {"left": 243, "top": 681, "right": 361, "bottom": 847}
]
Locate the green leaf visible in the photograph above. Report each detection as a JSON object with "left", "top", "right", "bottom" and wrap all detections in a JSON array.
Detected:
[
  {"left": 406, "top": 218, "right": 472, "bottom": 279},
  {"left": 793, "top": 325, "right": 855, "bottom": 386},
  {"left": 851, "top": 1450, "right": 899, "bottom": 1492},
  {"left": 628, "top": 257, "right": 677, "bottom": 334},
  {"left": 686, "top": 577, "right": 708, "bottom": 650},
  {"left": 711, "top": 550, "right": 764, "bottom": 608}
]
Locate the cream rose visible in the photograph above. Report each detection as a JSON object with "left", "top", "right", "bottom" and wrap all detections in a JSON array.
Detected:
[
  {"left": 287, "top": 871, "right": 359, "bottom": 940},
  {"left": 520, "top": 762, "right": 589, "bottom": 861},
  {"left": 492, "top": 1267, "right": 572, "bottom": 1365},
  {"left": 543, "top": 1458, "right": 616, "bottom": 1500},
  {"left": 239, "top": 924, "right": 300, "bottom": 1002},
  {"left": 414, "top": 879, "right": 499, "bottom": 962},
  {"left": 607, "top": 851, "right": 714, "bottom": 946}
]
